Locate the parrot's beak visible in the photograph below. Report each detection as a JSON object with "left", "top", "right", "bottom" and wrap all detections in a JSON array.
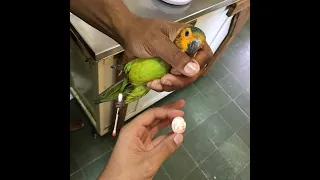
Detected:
[{"left": 186, "top": 39, "right": 202, "bottom": 56}]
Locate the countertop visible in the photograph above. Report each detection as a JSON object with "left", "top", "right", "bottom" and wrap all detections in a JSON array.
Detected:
[{"left": 70, "top": 0, "right": 238, "bottom": 61}]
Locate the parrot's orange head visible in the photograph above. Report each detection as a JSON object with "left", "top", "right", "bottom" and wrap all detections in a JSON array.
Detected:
[{"left": 174, "top": 26, "right": 206, "bottom": 56}]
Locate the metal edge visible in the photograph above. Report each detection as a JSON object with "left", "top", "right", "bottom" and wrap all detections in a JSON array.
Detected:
[{"left": 70, "top": 87, "right": 98, "bottom": 133}]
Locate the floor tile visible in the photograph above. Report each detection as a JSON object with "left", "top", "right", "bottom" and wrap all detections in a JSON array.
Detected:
[
  {"left": 219, "top": 134, "right": 250, "bottom": 174},
  {"left": 236, "top": 122, "right": 250, "bottom": 149},
  {"left": 220, "top": 43, "right": 250, "bottom": 73},
  {"left": 194, "top": 76, "right": 232, "bottom": 113},
  {"left": 231, "top": 62, "right": 250, "bottom": 90},
  {"left": 235, "top": 163, "right": 250, "bottom": 180},
  {"left": 230, "top": 36, "right": 242, "bottom": 48},
  {"left": 162, "top": 146, "right": 197, "bottom": 180},
  {"left": 206, "top": 61, "right": 230, "bottom": 81},
  {"left": 235, "top": 91, "right": 250, "bottom": 117},
  {"left": 184, "top": 168, "right": 207, "bottom": 180},
  {"left": 198, "top": 114, "right": 233, "bottom": 147},
  {"left": 70, "top": 153, "right": 80, "bottom": 175},
  {"left": 237, "top": 23, "right": 250, "bottom": 50},
  {"left": 174, "top": 84, "right": 199, "bottom": 101},
  {"left": 82, "top": 151, "right": 112, "bottom": 180},
  {"left": 183, "top": 125, "right": 217, "bottom": 164},
  {"left": 153, "top": 93, "right": 180, "bottom": 107},
  {"left": 182, "top": 93, "right": 216, "bottom": 134},
  {"left": 218, "top": 102, "right": 249, "bottom": 132},
  {"left": 155, "top": 125, "right": 172, "bottom": 137},
  {"left": 154, "top": 166, "right": 171, "bottom": 180},
  {"left": 199, "top": 150, "right": 237, "bottom": 180},
  {"left": 70, "top": 171, "right": 87, "bottom": 180},
  {"left": 218, "top": 74, "right": 246, "bottom": 99},
  {"left": 70, "top": 134, "right": 113, "bottom": 168}
]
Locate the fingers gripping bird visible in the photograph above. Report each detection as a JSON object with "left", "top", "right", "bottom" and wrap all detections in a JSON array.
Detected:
[{"left": 94, "top": 26, "right": 206, "bottom": 105}]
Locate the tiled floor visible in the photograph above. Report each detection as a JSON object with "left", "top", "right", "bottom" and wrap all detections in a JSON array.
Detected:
[{"left": 70, "top": 20, "right": 250, "bottom": 180}]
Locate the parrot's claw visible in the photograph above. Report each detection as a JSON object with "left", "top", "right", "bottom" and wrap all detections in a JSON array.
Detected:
[{"left": 111, "top": 64, "right": 124, "bottom": 76}]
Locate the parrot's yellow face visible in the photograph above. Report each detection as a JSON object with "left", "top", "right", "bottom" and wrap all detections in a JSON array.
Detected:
[{"left": 174, "top": 26, "right": 206, "bottom": 57}]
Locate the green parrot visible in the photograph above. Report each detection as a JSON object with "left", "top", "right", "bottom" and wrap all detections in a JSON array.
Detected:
[{"left": 94, "top": 26, "right": 206, "bottom": 105}]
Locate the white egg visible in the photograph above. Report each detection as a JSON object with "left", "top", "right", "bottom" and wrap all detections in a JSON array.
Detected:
[{"left": 171, "top": 117, "right": 186, "bottom": 134}]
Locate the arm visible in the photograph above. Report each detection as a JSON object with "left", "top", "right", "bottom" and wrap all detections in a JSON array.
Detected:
[
  {"left": 70, "top": 0, "right": 135, "bottom": 46},
  {"left": 70, "top": 0, "right": 205, "bottom": 77}
]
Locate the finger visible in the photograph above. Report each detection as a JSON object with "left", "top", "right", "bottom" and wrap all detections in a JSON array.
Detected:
[
  {"left": 154, "top": 35, "right": 200, "bottom": 77},
  {"left": 148, "top": 99, "right": 185, "bottom": 131},
  {"left": 159, "top": 72, "right": 200, "bottom": 91},
  {"left": 149, "top": 119, "right": 172, "bottom": 138},
  {"left": 149, "top": 133, "right": 184, "bottom": 167},
  {"left": 152, "top": 132, "right": 174, "bottom": 147},
  {"left": 170, "top": 68, "right": 182, "bottom": 76},
  {"left": 147, "top": 79, "right": 163, "bottom": 92},
  {"left": 194, "top": 42, "right": 213, "bottom": 68},
  {"left": 134, "top": 107, "right": 184, "bottom": 126},
  {"left": 149, "top": 111, "right": 184, "bottom": 138}
]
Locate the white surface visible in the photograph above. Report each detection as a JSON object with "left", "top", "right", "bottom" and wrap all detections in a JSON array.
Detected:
[
  {"left": 70, "top": 92, "right": 73, "bottom": 100},
  {"left": 161, "top": 0, "right": 192, "bottom": 5},
  {"left": 209, "top": 15, "right": 233, "bottom": 54},
  {"left": 125, "top": 90, "right": 172, "bottom": 120},
  {"left": 195, "top": 7, "right": 228, "bottom": 48}
]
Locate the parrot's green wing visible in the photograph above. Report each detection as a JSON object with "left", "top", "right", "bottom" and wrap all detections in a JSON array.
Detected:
[
  {"left": 125, "top": 85, "right": 150, "bottom": 104},
  {"left": 128, "top": 58, "right": 171, "bottom": 86},
  {"left": 94, "top": 78, "right": 128, "bottom": 104}
]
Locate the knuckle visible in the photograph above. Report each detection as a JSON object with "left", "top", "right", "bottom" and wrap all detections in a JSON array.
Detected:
[
  {"left": 171, "top": 50, "right": 188, "bottom": 67},
  {"left": 160, "top": 142, "right": 174, "bottom": 157}
]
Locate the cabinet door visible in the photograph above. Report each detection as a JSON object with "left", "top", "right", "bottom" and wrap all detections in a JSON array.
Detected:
[
  {"left": 125, "top": 90, "right": 172, "bottom": 120},
  {"left": 210, "top": 15, "right": 234, "bottom": 54},
  {"left": 195, "top": 7, "right": 229, "bottom": 47}
]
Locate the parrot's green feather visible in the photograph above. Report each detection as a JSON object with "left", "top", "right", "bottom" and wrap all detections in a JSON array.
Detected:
[
  {"left": 93, "top": 78, "right": 129, "bottom": 104},
  {"left": 125, "top": 85, "right": 150, "bottom": 104},
  {"left": 128, "top": 58, "right": 171, "bottom": 86}
]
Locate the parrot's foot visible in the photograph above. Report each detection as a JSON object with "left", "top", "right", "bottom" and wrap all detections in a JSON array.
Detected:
[
  {"left": 70, "top": 119, "right": 84, "bottom": 132},
  {"left": 111, "top": 64, "right": 124, "bottom": 76}
]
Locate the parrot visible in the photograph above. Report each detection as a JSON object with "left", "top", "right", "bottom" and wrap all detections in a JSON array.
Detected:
[{"left": 94, "top": 26, "right": 206, "bottom": 105}]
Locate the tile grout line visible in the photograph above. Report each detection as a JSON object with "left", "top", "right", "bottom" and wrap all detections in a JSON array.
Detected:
[
  {"left": 220, "top": 59, "right": 249, "bottom": 92},
  {"left": 235, "top": 161, "right": 250, "bottom": 178},
  {"left": 234, "top": 131, "right": 250, "bottom": 152},
  {"left": 192, "top": 83, "right": 206, "bottom": 100},
  {"left": 70, "top": 169, "right": 81, "bottom": 177},
  {"left": 160, "top": 166, "right": 173, "bottom": 180},
  {"left": 218, "top": 108, "right": 250, "bottom": 151},
  {"left": 79, "top": 148, "right": 113, "bottom": 172},
  {"left": 214, "top": 77, "right": 250, "bottom": 120},
  {"left": 180, "top": 145, "right": 210, "bottom": 180}
]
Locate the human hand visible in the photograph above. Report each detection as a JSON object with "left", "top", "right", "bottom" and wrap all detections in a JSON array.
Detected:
[
  {"left": 98, "top": 100, "right": 185, "bottom": 180},
  {"left": 123, "top": 17, "right": 203, "bottom": 77},
  {"left": 147, "top": 42, "right": 214, "bottom": 92}
]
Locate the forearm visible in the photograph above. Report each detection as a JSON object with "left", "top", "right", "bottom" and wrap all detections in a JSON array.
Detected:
[{"left": 70, "top": 0, "right": 137, "bottom": 46}]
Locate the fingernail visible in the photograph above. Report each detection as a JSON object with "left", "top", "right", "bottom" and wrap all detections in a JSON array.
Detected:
[
  {"left": 173, "top": 134, "right": 183, "bottom": 145},
  {"left": 163, "top": 80, "right": 172, "bottom": 86},
  {"left": 184, "top": 61, "right": 199, "bottom": 76}
]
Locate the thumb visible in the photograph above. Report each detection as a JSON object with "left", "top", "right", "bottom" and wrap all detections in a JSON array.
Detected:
[
  {"left": 150, "top": 133, "right": 184, "bottom": 166},
  {"left": 155, "top": 35, "right": 200, "bottom": 77}
]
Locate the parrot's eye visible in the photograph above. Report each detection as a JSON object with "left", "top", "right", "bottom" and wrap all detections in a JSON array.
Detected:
[{"left": 184, "top": 30, "right": 190, "bottom": 37}]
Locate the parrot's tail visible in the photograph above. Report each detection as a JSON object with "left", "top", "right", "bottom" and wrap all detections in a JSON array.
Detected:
[{"left": 93, "top": 78, "right": 129, "bottom": 104}]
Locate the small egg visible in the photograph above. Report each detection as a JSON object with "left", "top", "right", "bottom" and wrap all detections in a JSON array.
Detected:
[{"left": 171, "top": 117, "right": 186, "bottom": 134}]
